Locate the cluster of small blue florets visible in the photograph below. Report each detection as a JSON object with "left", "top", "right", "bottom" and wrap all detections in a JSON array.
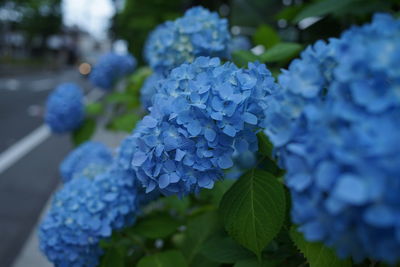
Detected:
[
  {"left": 118, "top": 56, "right": 278, "bottom": 196},
  {"left": 89, "top": 52, "right": 136, "bottom": 90},
  {"left": 39, "top": 166, "right": 138, "bottom": 267},
  {"left": 144, "top": 6, "right": 231, "bottom": 72},
  {"left": 60, "top": 141, "right": 113, "bottom": 183},
  {"left": 140, "top": 72, "right": 165, "bottom": 110},
  {"left": 45, "top": 83, "right": 85, "bottom": 134},
  {"left": 264, "top": 13, "right": 400, "bottom": 263}
]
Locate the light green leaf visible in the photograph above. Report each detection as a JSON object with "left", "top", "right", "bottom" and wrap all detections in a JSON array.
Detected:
[
  {"left": 293, "top": 0, "right": 358, "bottom": 23},
  {"left": 71, "top": 118, "right": 96, "bottom": 146},
  {"left": 232, "top": 50, "right": 261, "bottom": 67},
  {"left": 253, "top": 24, "right": 280, "bottom": 49},
  {"left": 260, "top": 43, "right": 302, "bottom": 63},
  {"left": 131, "top": 213, "right": 180, "bottom": 239},
  {"left": 137, "top": 250, "right": 187, "bottom": 267},
  {"left": 290, "top": 226, "right": 352, "bottom": 267},
  {"left": 200, "top": 235, "right": 253, "bottom": 263},
  {"left": 109, "top": 113, "right": 139, "bottom": 132},
  {"left": 220, "top": 170, "right": 286, "bottom": 258},
  {"left": 181, "top": 211, "right": 220, "bottom": 264},
  {"left": 106, "top": 92, "right": 132, "bottom": 104},
  {"left": 85, "top": 102, "right": 104, "bottom": 116}
]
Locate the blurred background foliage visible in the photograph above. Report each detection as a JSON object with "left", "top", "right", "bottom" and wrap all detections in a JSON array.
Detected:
[
  {"left": 112, "top": 0, "right": 399, "bottom": 64},
  {"left": 0, "top": 0, "right": 62, "bottom": 52}
]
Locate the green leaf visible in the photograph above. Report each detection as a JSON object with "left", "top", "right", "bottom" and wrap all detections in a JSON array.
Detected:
[
  {"left": 219, "top": 170, "right": 286, "bottom": 258},
  {"left": 260, "top": 43, "right": 302, "bottom": 63},
  {"left": 100, "top": 246, "right": 125, "bottom": 267},
  {"left": 293, "top": 0, "right": 358, "bottom": 23},
  {"left": 71, "top": 118, "right": 96, "bottom": 146},
  {"left": 200, "top": 235, "right": 253, "bottom": 263},
  {"left": 163, "top": 195, "right": 190, "bottom": 216},
  {"left": 234, "top": 258, "right": 280, "bottom": 267},
  {"left": 106, "top": 92, "right": 132, "bottom": 104},
  {"left": 137, "top": 250, "right": 187, "bottom": 267},
  {"left": 109, "top": 113, "right": 139, "bottom": 132},
  {"left": 253, "top": 24, "right": 280, "bottom": 49},
  {"left": 232, "top": 50, "right": 261, "bottom": 67},
  {"left": 85, "top": 102, "right": 104, "bottom": 116},
  {"left": 181, "top": 211, "right": 220, "bottom": 264},
  {"left": 131, "top": 213, "right": 180, "bottom": 239},
  {"left": 275, "top": 5, "right": 303, "bottom": 21},
  {"left": 290, "top": 226, "right": 352, "bottom": 267},
  {"left": 257, "top": 132, "right": 274, "bottom": 158}
]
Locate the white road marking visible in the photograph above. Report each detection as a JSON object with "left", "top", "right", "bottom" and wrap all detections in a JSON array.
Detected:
[
  {"left": 0, "top": 125, "right": 51, "bottom": 174},
  {"left": 0, "top": 89, "right": 104, "bottom": 175}
]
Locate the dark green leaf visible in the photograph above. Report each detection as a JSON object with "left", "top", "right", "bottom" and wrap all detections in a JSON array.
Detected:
[
  {"left": 137, "top": 250, "right": 187, "bottom": 267},
  {"left": 71, "top": 118, "right": 96, "bottom": 146},
  {"left": 253, "top": 24, "right": 280, "bottom": 49},
  {"left": 232, "top": 50, "right": 261, "bottom": 67},
  {"left": 220, "top": 170, "right": 286, "bottom": 258},
  {"left": 201, "top": 235, "right": 253, "bottom": 263},
  {"left": 181, "top": 211, "right": 220, "bottom": 264},
  {"left": 290, "top": 226, "right": 352, "bottom": 267},
  {"left": 131, "top": 213, "right": 180, "bottom": 239},
  {"left": 257, "top": 132, "right": 274, "bottom": 158},
  {"left": 100, "top": 246, "right": 125, "bottom": 267},
  {"left": 109, "top": 113, "right": 139, "bottom": 132},
  {"left": 85, "top": 102, "right": 104, "bottom": 116},
  {"left": 260, "top": 43, "right": 302, "bottom": 63},
  {"left": 293, "top": 0, "right": 358, "bottom": 23},
  {"left": 275, "top": 5, "right": 304, "bottom": 21},
  {"left": 163, "top": 195, "right": 190, "bottom": 216},
  {"left": 234, "top": 257, "right": 280, "bottom": 267}
]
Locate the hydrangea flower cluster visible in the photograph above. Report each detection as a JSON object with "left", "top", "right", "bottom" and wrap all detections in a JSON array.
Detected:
[
  {"left": 118, "top": 56, "right": 278, "bottom": 196},
  {"left": 39, "top": 167, "right": 138, "bottom": 267},
  {"left": 144, "top": 6, "right": 231, "bottom": 72},
  {"left": 89, "top": 52, "right": 136, "bottom": 90},
  {"left": 45, "top": 83, "right": 85, "bottom": 133},
  {"left": 264, "top": 13, "right": 400, "bottom": 263},
  {"left": 140, "top": 72, "right": 165, "bottom": 110},
  {"left": 230, "top": 36, "right": 252, "bottom": 52},
  {"left": 60, "top": 141, "right": 113, "bottom": 183}
]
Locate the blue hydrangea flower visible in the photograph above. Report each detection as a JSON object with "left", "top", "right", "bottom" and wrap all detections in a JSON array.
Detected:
[
  {"left": 60, "top": 141, "right": 113, "bottom": 183},
  {"left": 144, "top": 6, "right": 231, "bottom": 72},
  {"left": 89, "top": 52, "right": 136, "bottom": 90},
  {"left": 45, "top": 83, "right": 85, "bottom": 133},
  {"left": 230, "top": 36, "right": 252, "bottom": 51},
  {"left": 39, "top": 167, "right": 138, "bottom": 267},
  {"left": 118, "top": 56, "right": 278, "bottom": 196},
  {"left": 264, "top": 13, "right": 400, "bottom": 263},
  {"left": 140, "top": 72, "right": 165, "bottom": 110}
]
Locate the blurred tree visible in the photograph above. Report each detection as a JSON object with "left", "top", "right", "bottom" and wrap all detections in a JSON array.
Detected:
[{"left": 0, "top": 0, "right": 62, "bottom": 54}]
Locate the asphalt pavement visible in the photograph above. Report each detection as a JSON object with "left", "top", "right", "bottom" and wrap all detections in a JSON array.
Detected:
[{"left": 0, "top": 66, "right": 91, "bottom": 267}]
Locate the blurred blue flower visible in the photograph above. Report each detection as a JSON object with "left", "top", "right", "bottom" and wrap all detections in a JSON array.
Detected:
[
  {"left": 118, "top": 56, "right": 278, "bottom": 196},
  {"left": 140, "top": 72, "right": 165, "bottom": 110},
  {"left": 39, "top": 167, "right": 138, "bottom": 267},
  {"left": 230, "top": 36, "right": 252, "bottom": 52},
  {"left": 89, "top": 52, "right": 136, "bottom": 90},
  {"left": 264, "top": 13, "right": 400, "bottom": 263},
  {"left": 45, "top": 83, "right": 84, "bottom": 134},
  {"left": 144, "top": 6, "right": 231, "bottom": 72},
  {"left": 60, "top": 141, "right": 113, "bottom": 183}
]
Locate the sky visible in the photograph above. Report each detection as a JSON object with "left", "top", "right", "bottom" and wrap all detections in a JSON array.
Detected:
[{"left": 62, "top": 0, "right": 115, "bottom": 39}]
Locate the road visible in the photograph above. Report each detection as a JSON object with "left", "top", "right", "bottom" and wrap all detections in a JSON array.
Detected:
[{"left": 0, "top": 66, "right": 91, "bottom": 267}]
